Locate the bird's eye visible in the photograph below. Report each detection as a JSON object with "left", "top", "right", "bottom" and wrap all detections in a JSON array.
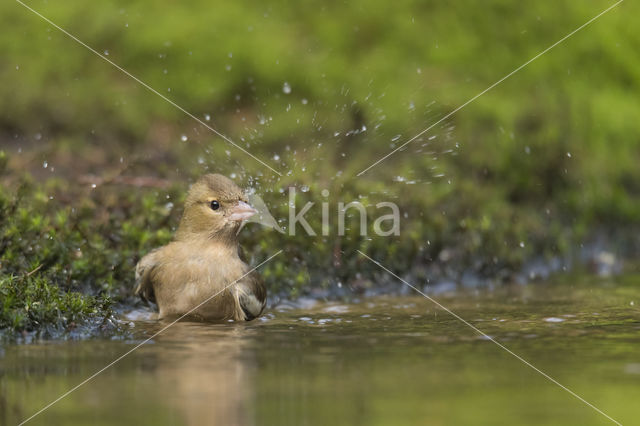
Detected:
[{"left": 210, "top": 200, "right": 220, "bottom": 210}]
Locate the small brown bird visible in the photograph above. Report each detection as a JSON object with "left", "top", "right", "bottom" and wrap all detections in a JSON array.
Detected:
[{"left": 135, "top": 174, "right": 266, "bottom": 321}]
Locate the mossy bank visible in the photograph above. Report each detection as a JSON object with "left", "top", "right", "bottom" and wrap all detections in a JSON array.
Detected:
[{"left": 1, "top": 147, "right": 638, "bottom": 340}]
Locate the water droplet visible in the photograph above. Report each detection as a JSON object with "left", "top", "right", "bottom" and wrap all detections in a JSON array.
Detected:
[{"left": 282, "top": 82, "right": 291, "bottom": 94}]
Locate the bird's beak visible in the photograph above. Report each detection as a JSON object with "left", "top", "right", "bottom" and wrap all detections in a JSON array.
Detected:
[{"left": 228, "top": 200, "right": 257, "bottom": 222}]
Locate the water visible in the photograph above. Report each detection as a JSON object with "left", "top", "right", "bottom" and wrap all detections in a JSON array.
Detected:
[{"left": 2, "top": 277, "right": 639, "bottom": 425}]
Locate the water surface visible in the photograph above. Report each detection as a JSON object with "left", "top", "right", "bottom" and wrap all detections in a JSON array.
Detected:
[{"left": 2, "top": 277, "right": 639, "bottom": 425}]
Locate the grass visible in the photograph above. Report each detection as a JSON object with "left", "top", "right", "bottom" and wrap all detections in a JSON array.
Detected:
[{"left": 1, "top": 0, "right": 639, "bottom": 338}]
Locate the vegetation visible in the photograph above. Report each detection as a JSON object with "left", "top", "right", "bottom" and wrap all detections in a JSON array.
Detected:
[
  {"left": 0, "top": 163, "right": 176, "bottom": 339},
  {"left": 1, "top": 0, "right": 639, "bottom": 338},
  {"left": 0, "top": 274, "right": 112, "bottom": 341}
]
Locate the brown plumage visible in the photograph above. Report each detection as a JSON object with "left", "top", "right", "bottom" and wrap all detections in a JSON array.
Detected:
[{"left": 135, "top": 174, "right": 266, "bottom": 321}]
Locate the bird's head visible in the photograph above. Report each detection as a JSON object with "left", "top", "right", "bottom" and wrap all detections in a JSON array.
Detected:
[{"left": 176, "top": 174, "right": 256, "bottom": 242}]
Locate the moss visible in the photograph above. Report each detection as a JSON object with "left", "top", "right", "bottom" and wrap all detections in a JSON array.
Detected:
[
  {"left": 0, "top": 273, "right": 112, "bottom": 340},
  {"left": 0, "top": 166, "right": 179, "bottom": 339}
]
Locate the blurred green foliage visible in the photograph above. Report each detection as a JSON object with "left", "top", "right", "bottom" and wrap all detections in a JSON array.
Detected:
[{"left": 0, "top": 0, "right": 639, "bottom": 336}]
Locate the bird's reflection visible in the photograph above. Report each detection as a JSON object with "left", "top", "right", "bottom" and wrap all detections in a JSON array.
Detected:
[{"left": 136, "top": 319, "right": 257, "bottom": 426}]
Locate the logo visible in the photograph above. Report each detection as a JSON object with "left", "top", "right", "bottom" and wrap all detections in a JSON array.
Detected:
[{"left": 242, "top": 188, "right": 400, "bottom": 236}]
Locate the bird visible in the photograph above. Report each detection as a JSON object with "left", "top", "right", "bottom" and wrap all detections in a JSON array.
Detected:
[{"left": 134, "top": 174, "right": 266, "bottom": 321}]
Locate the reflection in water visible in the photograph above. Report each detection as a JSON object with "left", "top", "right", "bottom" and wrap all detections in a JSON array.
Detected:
[
  {"left": 1, "top": 280, "right": 639, "bottom": 425},
  {"left": 137, "top": 321, "right": 256, "bottom": 426}
]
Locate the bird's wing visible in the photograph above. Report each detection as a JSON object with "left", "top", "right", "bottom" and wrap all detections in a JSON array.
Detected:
[
  {"left": 237, "top": 270, "right": 266, "bottom": 321},
  {"left": 135, "top": 249, "right": 160, "bottom": 304}
]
